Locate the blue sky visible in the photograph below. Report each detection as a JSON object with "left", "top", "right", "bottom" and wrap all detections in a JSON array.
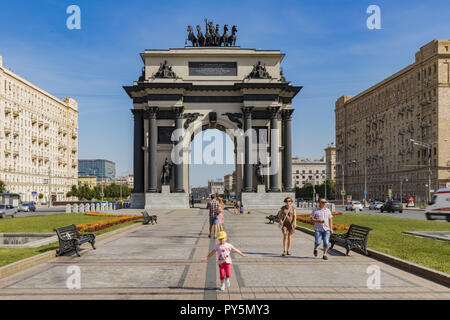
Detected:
[{"left": 1, "top": 0, "right": 449, "bottom": 186}]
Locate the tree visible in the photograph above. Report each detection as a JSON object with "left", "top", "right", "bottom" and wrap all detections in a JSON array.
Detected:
[{"left": 0, "top": 180, "right": 6, "bottom": 193}]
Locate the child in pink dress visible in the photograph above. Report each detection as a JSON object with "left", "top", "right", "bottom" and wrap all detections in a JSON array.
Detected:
[{"left": 205, "top": 231, "right": 246, "bottom": 291}]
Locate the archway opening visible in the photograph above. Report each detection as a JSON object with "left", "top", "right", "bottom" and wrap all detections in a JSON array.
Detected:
[{"left": 188, "top": 128, "right": 237, "bottom": 204}]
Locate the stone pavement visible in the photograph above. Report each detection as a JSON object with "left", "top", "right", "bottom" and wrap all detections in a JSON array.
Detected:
[{"left": 0, "top": 208, "right": 449, "bottom": 300}]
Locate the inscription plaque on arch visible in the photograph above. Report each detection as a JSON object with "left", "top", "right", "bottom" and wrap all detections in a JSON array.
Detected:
[{"left": 189, "top": 62, "right": 237, "bottom": 76}]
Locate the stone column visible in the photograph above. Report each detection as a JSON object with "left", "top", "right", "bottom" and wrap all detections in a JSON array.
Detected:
[
  {"left": 173, "top": 106, "right": 185, "bottom": 192},
  {"left": 282, "top": 109, "right": 294, "bottom": 192},
  {"left": 242, "top": 107, "right": 254, "bottom": 192},
  {"left": 147, "top": 106, "right": 159, "bottom": 193},
  {"left": 143, "top": 112, "right": 149, "bottom": 192},
  {"left": 268, "top": 107, "right": 281, "bottom": 192},
  {"left": 131, "top": 109, "right": 144, "bottom": 193}
]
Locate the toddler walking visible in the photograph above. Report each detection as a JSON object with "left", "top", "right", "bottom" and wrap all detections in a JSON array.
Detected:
[{"left": 205, "top": 231, "right": 246, "bottom": 291}]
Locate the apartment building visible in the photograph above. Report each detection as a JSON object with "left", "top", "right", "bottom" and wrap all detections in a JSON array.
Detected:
[
  {"left": 0, "top": 56, "right": 78, "bottom": 203},
  {"left": 335, "top": 40, "right": 450, "bottom": 202},
  {"left": 224, "top": 172, "right": 235, "bottom": 192},
  {"left": 115, "top": 174, "right": 134, "bottom": 188},
  {"left": 292, "top": 157, "right": 327, "bottom": 188}
]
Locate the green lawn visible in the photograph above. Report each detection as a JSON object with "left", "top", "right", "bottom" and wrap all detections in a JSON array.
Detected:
[
  {"left": 297, "top": 213, "right": 450, "bottom": 274},
  {"left": 0, "top": 213, "right": 143, "bottom": 267}
]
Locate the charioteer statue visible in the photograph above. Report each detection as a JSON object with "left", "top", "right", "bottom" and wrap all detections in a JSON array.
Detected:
[{"left": 186, "top": 19, "right": 238, "bottom": 47}]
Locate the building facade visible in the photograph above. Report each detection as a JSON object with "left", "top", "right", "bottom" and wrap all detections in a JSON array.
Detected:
[
  {"left": 335, "top": 40, "right": 450, "bottom": 202},
  {"left": 124, "top": 45, "right": 301, "bottom": 209},
  {"left": 224, "top": 172, "right": 234, "bottom": 192},
  {"left": 78, "top": 176, "right": 97, "bottom": 188},
  {"left": 292, "top": 157, "right": 327, "bottom": 188},
  {"left": 324, "top": 144, "right": 336, "bottom": 181},
  {"left": 208, "top": 179, "right": 225, "bottom": 196},
  {"left": 0, "top": 56, "right": 78, "bottom": 203},
  {"left": 115, "top": 174, "right": 134, "bottom": 188},
  {"left": 78, "top": 159, "right": 116, "bottom": 182}
]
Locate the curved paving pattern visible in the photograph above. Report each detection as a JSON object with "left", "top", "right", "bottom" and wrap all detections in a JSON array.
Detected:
[{"left": 0, "top": 208, "right": 449, "bottom": 300}]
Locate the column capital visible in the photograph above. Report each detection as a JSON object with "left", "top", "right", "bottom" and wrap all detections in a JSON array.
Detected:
[
  {"left": 172, "top": 106, "right": 184, "bottom": 119},
  {"left": 144, "top": 106, "right": 159, "bottom": 119},
  {"left": 241, "top": 107, "right": 254, "bottom": 117},
  {"left": 131, "top": 109, "right": 143, "bottom": 118},
  {"left": 267, "top": 106, "right": 280, "bottom": 119},
  {"left": 281, "top": 109, "right": 294, "bottom": 120}
]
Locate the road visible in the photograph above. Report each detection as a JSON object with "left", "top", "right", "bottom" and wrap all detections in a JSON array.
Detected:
[
  {"left": 14, "top": 206, "right": 66, "bottom": 217},
  {"left": 334, "top": 205, "right": 430, "bottom": 220}
]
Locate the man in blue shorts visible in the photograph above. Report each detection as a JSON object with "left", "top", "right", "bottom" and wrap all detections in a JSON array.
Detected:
[
  {"left": 310, "top": 198, "right": 334, "bottom": 260},
  {"left": 206, "top": 194, "right": 220, "bottom": 239}
]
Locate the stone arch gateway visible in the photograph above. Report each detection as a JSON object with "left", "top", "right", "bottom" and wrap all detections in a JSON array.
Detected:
[{"left": 123, "top": 47, "right": 302, "bottom": 209}]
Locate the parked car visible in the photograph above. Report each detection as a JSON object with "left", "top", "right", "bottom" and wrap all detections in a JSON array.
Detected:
[
  {"left": 374, "top": 202, "right": 384, "bottom": 210},
  {"left": 18, "top": 202, "right": 36, "bottom": 212},
  {"left": 0, "top": 204, "right": 17, "bottom": 218},
  {"left": 380, "top": 200, "right": 403, "bottom": 213},
  {"left": 345, "top": 201, "right": 363, "bottom": 211},
  {"left": 369, "top": 201, "right": 383, "bottom": 210},
  {"left": 425, "top": 187, "right": 450, "bottom": 221}
]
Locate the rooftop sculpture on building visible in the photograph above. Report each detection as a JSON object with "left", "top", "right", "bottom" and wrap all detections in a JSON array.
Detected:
[{"left": 186, "top": 19, "right": 237, "bottom": 47}]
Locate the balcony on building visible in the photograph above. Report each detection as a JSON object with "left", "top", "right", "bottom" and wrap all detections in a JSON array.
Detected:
[{"left": 420, "top": 97, "right": 432, "bottom": 106}]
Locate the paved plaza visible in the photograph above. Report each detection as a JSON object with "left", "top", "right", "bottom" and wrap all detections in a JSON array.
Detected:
[{"left": 0, "top": 208, "right": 449, "bottom": 300}]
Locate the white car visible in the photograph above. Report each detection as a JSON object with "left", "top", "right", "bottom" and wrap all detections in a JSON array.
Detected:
[
  {"left": 345, "top": 201, "right": 363, "bottom": 212},
  {"left": 0, "top": 204, "right": 17, "bottom": 218},
  {"left": 374, "top": 202, "right": 384, "bottom": 210},
  {"left": 369, "top": 202, "right": 383, "bottom": 210}
]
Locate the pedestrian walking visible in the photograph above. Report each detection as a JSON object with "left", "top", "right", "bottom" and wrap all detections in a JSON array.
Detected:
[
  {"left": 310, "top": 198, "right": 334, "bottom": 260},
  {"left": 217, "top": 197, "right": 225, "bottom": 232},
  {"left": 191, "top": 194, "right": 195, "bottom": 208},
  {"left": 205, "top": 231, "right": 246, "bottom": 291},
  {"left": 234, "top": 200, "right": 240, "bottom": 214},
  {"left": 278, "top": 197, "right": 297, "bottom": 256},
  {"left": 206, "top": 194, "right": 220, "bottom": 238}
]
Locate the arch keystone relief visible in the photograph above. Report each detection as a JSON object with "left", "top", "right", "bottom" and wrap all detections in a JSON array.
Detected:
[{"left": 123, "top": 45, "right": 302, "bottom": 209}]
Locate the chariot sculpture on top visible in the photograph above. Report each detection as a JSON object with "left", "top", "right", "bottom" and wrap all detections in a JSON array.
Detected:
[{"left": 186, "top": 19, "right": 237, "bottom": 47}]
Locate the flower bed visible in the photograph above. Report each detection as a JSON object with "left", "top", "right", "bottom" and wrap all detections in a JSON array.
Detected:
[
  {"left": 77, "top": 212, "right": 142, "bottom": 233},
  {"left": 296, "top": 212, "right": 349, "bottom": 231}
]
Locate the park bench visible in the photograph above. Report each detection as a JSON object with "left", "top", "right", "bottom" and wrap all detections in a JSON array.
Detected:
[
  {"left": 266, "top": 213, "right": 280, "bottom": 224},
  {"left": 330, "top": 224, "right": 372, "bottom": 256},
  {"left": 141, "top": 210, "right": 158, "bottom": 225},
  {"left": 54, "top": 224, "right": 96, "bottom": 257}
]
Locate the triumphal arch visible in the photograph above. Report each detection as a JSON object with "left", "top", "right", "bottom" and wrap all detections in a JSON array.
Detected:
[{"left": 123, "top": 21, "right": 302, "bottom": 209}]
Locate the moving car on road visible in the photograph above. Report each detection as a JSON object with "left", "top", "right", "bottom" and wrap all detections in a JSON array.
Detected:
[
  {"left": 345, "top": 201, "right": 363, "bottom": 211},
  {"left": 380, "top": 200, "right": 403, "bottom": 213},
  {"left": 18, "top": 202, "right": 36, "bottom": 212},
  {"left": 425, "top": 187, "right": 450, "bottom": 222},
  {"left": 0, "top": 204, "right": 17, "bottom": 218}
]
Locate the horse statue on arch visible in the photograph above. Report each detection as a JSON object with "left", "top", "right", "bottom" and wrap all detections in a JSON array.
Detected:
[
  {"left": 196, "top": 25, "right": 205, "bottom": 47},
  {"left": 185, "top": 25, "right": 198, "bottom": 46},
  {"left": 228, "top": 25, "right": 237, "bottom": 46},
  {"left": 221, "top": 24, "right": 229, "bottom": 46}
]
